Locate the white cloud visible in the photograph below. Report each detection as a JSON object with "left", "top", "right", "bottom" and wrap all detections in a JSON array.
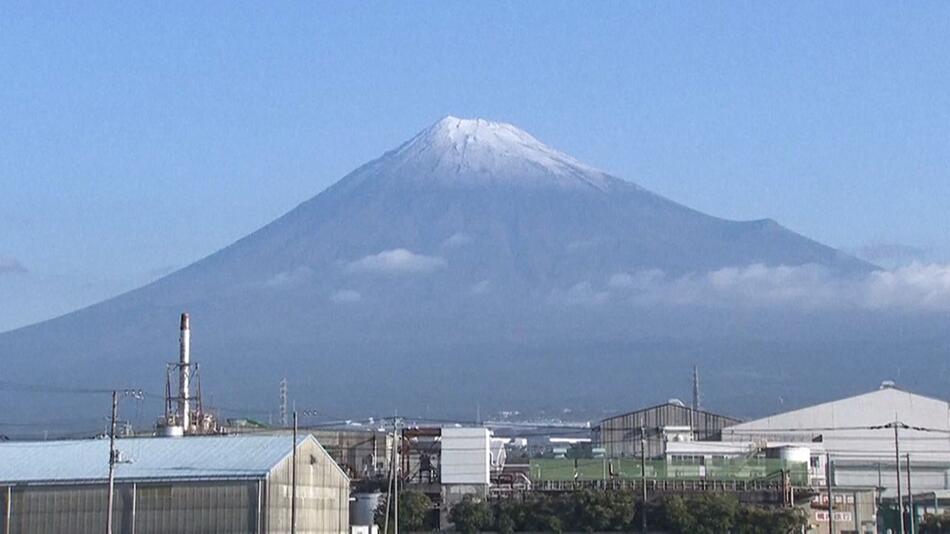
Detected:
[
  {"left": 608, "top": 263, "right": 950, "bottom": 311},
  {"left": 443, "top": 232, "right": 472, "bottom": 248},
  {"left": 330, "top": 289, "right": 362, "bottom": 303},
  {"left": 265, "top": 266, "right": 313, "bottom": 288},
  {"left": 0, "top": 257, "right": 27, "bottom": 275},
  {"left": 346, "top": 249, "right": 446, "bottom": 274},
  {"left": 862, "top": 263, "right": 950, "bottom": 311},
  {"left": 608, "top": 269, "right": 664, "bottom": 290},
  {"left": 551, "top": 281, "right": 611, "bottom": 306}
]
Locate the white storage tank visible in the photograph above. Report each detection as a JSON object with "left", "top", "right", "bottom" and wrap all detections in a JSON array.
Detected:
[
  {"left": 350, "top": 492, "right": 382, "bottom": 527},
  {"left": 777, "top": 445, "right": 810, "bottom": 464},
  {"left": 158, "top": 424, "right": 184, "bottom": 438}
]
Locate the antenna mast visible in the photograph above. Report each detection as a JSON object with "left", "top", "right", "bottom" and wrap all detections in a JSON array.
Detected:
[
  {"left": 279, "top": 378, "right": 289, "bottom": 427},
  {"left": 692, "top": 365, "right": 701, "bottom": 411}
]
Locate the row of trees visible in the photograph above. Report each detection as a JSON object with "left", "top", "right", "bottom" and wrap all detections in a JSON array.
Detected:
[{"left": 383, "top": 489, "right": 808, "bottom": 533}]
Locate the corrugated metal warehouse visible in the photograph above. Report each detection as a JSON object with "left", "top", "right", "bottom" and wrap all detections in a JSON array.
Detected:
[
  {"left": 594, "top": 400, "right": 740, "bottom": 458},
  {"left": 0, "top": 434, "right": 349, "bottom": 534},
  {"left": 721, "top": 384, "right": 950, "bottom": 494}
]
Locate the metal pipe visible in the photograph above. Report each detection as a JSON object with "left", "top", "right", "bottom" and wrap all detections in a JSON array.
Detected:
[
  {"left": 257, "top": 480, "right": 264, "bottom": 534},
  {"left": 131, "top": 482, "right": 136, "bottom": 534},
  {"left": 179, "top": 313, "right": 191, "bottom": 432}
]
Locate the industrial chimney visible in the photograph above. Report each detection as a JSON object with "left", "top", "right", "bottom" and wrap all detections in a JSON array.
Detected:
[
  {"left": 158, "top": 312, "right": 220, "bottom": 437},
  {"left": 179, "top": 313, "right": 191, "bottom": 432}
]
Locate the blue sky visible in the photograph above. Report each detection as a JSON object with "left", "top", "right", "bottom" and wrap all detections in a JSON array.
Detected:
[{"left": 2, "top": 2, "right": 949, "bottom": 331}]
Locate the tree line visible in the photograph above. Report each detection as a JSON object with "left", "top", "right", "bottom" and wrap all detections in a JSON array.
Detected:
[{"left": 383, "top": 489, "right": 808, "bottom": 533}]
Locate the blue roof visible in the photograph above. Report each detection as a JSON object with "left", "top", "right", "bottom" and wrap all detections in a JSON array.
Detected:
[{"left": 0, "top": 434, "right": 312, "bottom": 484}]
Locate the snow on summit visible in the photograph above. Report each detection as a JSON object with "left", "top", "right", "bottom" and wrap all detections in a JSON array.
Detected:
[{"left": 362, "top": 116, "right": 617, "bottom": 191}]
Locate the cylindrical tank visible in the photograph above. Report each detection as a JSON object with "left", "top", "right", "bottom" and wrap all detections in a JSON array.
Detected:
[
  {"left": 350, "top": 492, "right": 382, "bottom": 527},
  {"left": 775, "top": 445, "right": 811, "bottom": 485},
  {"left": 159, "top": 425, "right": 184, "bottom": 438},
  {"left": 777, "top": 445, "right": 810, "bottom": 464}
]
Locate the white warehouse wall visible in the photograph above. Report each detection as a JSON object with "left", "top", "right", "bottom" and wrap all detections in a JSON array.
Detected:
[{"left": 441, "top": 427, "right": 490, "bottom": 485}]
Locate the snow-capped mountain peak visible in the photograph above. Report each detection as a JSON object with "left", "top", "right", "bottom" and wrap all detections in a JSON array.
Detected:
[{"left": 374, "top": 116, "right": 615, "bottom": 191}]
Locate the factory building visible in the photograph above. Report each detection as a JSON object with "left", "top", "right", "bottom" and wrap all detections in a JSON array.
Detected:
[
  {"left": 593, "top": 400, "right": 740, "bottom": 458},
  {"left": 721, "top": 384, "right": 950, "bottom": 492},
  {"left": 720, "top": 383, "right": 950, "bottom": 533},
  {"left": 0, "top": 434, "right": 349, "bottom": 534}
]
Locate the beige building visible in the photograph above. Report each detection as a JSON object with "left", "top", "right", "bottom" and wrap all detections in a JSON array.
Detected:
[{"left": 0, "top": 434, "right": 349, "bottom": 534}]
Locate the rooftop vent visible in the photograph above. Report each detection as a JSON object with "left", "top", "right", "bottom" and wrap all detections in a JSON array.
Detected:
[
  {"left": 880, "top": 380, "right": 897, "bottom": 390},
  {"left": 668, "top": 398, "right": 686, "bottom": 407}
]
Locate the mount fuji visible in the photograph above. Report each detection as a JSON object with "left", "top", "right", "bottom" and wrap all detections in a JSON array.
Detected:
[{"left": 2, "top": 117, "right": 943, "bottom": 432}]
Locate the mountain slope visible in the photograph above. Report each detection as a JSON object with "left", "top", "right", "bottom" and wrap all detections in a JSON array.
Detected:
[
  {"left": 149, "top": 116, "right": 869, "bottom": 296},
  {"left": 6, "top": 116, "right": 931, "bottom": 434}
]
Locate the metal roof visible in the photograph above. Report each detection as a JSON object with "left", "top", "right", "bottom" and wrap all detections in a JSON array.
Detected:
[
  {"left": 721, "top": 387, "right": 950, "bottom": 461},
  {"left": 598, "top": 401, "right": 741, "bottom": 426},
  {"left": 724, "top": 387, "right": 950, "bottom": 432},
  {"left": 0, "top": 434, "right": 312, "bottom": 485}
]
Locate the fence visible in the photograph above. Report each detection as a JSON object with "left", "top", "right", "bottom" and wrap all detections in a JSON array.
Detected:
[{"left": 529, "top": 458, "right": 808, "bottom": 486}]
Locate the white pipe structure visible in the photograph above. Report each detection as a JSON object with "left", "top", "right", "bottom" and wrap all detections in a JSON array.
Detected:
[{"left": 179, "top": 313, "right": 191, "bottom": 432}]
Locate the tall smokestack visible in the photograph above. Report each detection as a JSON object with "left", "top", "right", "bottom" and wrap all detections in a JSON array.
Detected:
[{"left": 179, "top": 313, "right": 191, "bottom": 431}]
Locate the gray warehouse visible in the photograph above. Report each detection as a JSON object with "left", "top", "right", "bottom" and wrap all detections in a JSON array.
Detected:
[{"left": 0, "top": 434, "right": 349, "bottom": 534}]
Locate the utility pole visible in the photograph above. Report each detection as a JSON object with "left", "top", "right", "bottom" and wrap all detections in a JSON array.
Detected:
[
  {"left": 894, "top": 422, "right": 905, "bottom": 534},
  {"left": 291, "top": 410, "right": 297, "bottom": 534},
  {"left": 382, "top": 416, "right": 401, "bottom": 534},
  {"left": 394, "top": 418, "right": 400, "bottom": 534},
  {"left": 826, "top": 453, "right": 834, "bottom": 534},
  {"left": 906, "top": 453, "right": 914, "bottom": 534},
  {"left": 106, "top": 390, "right": 118, "bottom": 534},
  {"left": 383, "top": 432, "right": 393, "bottom": 534},
  {"left": 640, "top": 427, "right": 647, "bottom": 534}
]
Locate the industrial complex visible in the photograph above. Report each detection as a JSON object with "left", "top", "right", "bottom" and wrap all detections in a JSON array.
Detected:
[{"left": 1, "top": 313, "right": 949, "bottom": 533}]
